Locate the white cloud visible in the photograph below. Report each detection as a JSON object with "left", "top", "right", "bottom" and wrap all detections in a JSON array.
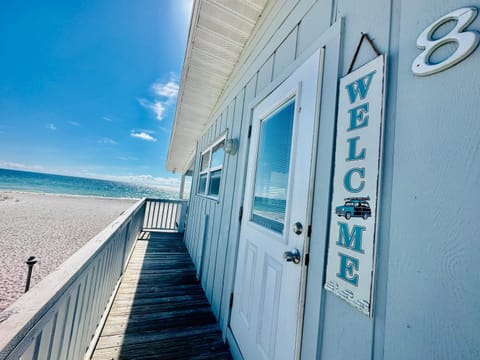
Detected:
[
  {"left": 98, "top": 137, "right": 118, "bottom": 145},
  {"left": 152, "top": 102, "right": 167, "bottom": 120},
  {"left": 139, "top": 74, "right": 179, "bottom": 121},
  {"left": 46, "top": 123, "right": 56, "bottom": 131},
  {"left": 102, "top": 116, "right": 113, "bottom": 122},
  {"left": 118, "top": 156, "right": 138, "bottom": 161},
  {"left": 131, "top": 131, "right": 157, "bottom": 142},
  {"left": 151, "top": 80, "right": 179, "bottom": 99},
  {"left": 0, "top": 161, "right": 44, "bottom": 172},
  {"left": 138, "top": 98, "right": 167, "bottom": 121},
  {"left": 68, "top": 121, "right": 80, "bottom": 127}
]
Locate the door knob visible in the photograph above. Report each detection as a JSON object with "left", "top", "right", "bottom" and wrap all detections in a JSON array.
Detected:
[
  {"left": 283, "top": 248, "right": 301, "bottom": 264},
  {"left": 292, "top": 222, "right": 303, "bottom": 235}
]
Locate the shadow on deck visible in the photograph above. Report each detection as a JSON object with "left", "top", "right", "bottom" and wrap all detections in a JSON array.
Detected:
[{"left": 92, "top": 231, "right": 232, "bottom": 360}]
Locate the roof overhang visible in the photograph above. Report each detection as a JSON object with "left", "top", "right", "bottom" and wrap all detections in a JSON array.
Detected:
[{"left": 166, "top": 0, "right": 267, "bottom": 173}]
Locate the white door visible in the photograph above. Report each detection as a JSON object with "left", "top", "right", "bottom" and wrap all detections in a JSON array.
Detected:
[{"left": 230, "top": 50, "right": 322, "bottom": 360}]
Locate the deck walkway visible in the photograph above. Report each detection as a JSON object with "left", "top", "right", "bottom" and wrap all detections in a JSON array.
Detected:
[{"left": 91, "top": 231, "right": 232, "bottom": 360}]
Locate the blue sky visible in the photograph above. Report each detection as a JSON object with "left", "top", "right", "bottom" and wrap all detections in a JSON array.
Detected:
[{"left": 0, "top": 0, "right": 192, "bottom": 188}]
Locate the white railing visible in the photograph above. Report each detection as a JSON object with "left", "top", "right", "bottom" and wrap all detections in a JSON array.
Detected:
[
  {"left": 143, "top": 199, "right": 188, "bottom": 233},
  {"left": 0, "top": 197, "right": 188, "bottom": 360}
]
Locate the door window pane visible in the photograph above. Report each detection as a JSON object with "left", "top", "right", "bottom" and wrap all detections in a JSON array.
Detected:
[{"left": 252, "top": 99, "right": 295, "bottom": 233}]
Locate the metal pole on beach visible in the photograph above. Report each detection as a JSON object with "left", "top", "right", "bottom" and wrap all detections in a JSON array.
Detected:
[{"left": 25, "top": 256, "right": 37, "bottom": 293}]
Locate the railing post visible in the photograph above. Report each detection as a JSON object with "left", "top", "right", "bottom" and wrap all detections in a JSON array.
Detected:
[
  {"left": 179, "top": 174, "right": 186, "bottom": 199},
  {"left": 177, "top": 201, "right": 188, "bottom": 233}
]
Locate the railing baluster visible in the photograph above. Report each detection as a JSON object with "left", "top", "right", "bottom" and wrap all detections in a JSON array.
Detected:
[
  {"left": 168, "top": 203, "right": 173, "bottom": 229},
  {"left": 143, "top": 201, "right": 148, "bottom": 229},
  {"left": 64, "top": 284, "right": 81, "bottom": 360},
  {"left": 93, "top": 251, "right": 107, "bottom": 326},
  {"left": 72, "top": 271, "right": 91, "bottom": 359},
  {"left": 19, "top": 337, "right": 36, "bottom": 360},
  {"left": 158, "top": 202, "right": 163, "bottom": 229},
  {"left": 44, "top": 311, "right": 58, "bottom": 359},
  {"left": 170, "top": 203, "right": 174, "bottom": 229},
  {"left": 149, "top": 200, "right": 154, "bottom": 229},
  {"left": 162, "top": 202, "right": 168, "bottom": 229},
  {"left": 158, "top": 201, "right": 164, "bottom": 229},
  {"left": 153, "top": 201, "right": 158, "bottom": 229},
  {"left": 146, "top": 201, "right": 152, "bottom": 229},
  {"left": 173, "top": 203, "right": 177, "bottom": 229},
  {"left": 52, "top": 295, "right": 71, "bottom": 360},
  {"left": 173, "top": 203, "right": 178, "bottom": 229},
  {"left": 79, "top": 266, "right": 97, "bottom": 357},
  {"left": 164, "top": 202, "right": 169, "bottom": 230}
]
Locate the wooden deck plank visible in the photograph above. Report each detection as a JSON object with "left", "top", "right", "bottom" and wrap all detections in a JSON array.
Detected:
[{"left": 91, "top": 232, "right": 231, "bottom": 360}]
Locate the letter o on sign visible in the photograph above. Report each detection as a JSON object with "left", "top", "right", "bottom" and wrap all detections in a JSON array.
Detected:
[{"left": 412, "top": 7, "right": 480, "bottom": 76}]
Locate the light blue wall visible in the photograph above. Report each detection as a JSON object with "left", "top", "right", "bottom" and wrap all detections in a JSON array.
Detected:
[
  {"left": 183, "top": 0, "right": 480, "bottom": 358},
  {"left": 384, "top": 1, "right": 480, "bottom": 359}
]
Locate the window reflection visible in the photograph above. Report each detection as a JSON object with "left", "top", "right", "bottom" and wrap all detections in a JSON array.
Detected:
[
  {"left": 211, "top": 142, "right": 224, "bottom": 168},
  {"left": 198, "top": 174, "right": 207, "bottom": 194},
  {"left": 201, "top": 152, "right": 210, "bottom": 171},
  {"left": 252, "top": 99, "right": 295, "bottom": 233},
  {"left": 208, "top": 169, "right": 222, "bottom": 196}
]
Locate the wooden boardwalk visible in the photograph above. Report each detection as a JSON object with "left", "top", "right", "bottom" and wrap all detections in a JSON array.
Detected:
[{"left": 91, "top": 231, "right": 232, "bottom": 360}]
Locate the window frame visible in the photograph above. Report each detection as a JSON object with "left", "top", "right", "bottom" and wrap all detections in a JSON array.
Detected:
[{"left": 197, "top": 134, "right": 226, "bottom": 200}]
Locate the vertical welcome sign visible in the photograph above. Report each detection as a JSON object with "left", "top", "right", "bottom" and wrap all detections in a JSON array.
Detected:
[{"left": 325, "top": 55, "right": 385, "bottom": 316}]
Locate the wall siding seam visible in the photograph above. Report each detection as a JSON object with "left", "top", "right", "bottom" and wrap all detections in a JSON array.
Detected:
[
  {"left": 209, "top": 98, "right": 238, "bottom": 317},
  {"left": 217, "top": 87, "right": 247, "bottom": 333}
]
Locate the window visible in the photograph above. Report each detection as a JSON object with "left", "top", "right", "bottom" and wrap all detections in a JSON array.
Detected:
[
  {"left": 197, "top": 136, "right": 225, "bottom": 198},
  {"left": 251, "top": 99, "right": 295, "bottom": 233}
]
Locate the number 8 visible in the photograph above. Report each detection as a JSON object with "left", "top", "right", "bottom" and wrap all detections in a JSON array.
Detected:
[{"left": 412, "top": 7, "right": 480, "bottom": 76}]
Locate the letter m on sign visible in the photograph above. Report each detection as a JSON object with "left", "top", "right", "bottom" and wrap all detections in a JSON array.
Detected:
[
  {"left": 336, "top": 222, "right": 365, "bottom": 254},
  {"left": 345, "top": 70, "right": 376, "bottom": 103}
]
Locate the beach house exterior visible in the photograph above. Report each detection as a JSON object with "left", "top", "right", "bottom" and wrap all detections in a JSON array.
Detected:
[{"left": 167, "top": 0, "right": 480, "bottom": 359}]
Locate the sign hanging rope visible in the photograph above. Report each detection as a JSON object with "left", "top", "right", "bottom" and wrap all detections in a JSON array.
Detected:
[{"left": 348, "top": 32, "right": 381, "bottom": 74}]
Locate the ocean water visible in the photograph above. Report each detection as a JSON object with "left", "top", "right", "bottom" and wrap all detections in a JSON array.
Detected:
[{"left": 0, "top": 168, "right": 179, "bottom": 199}]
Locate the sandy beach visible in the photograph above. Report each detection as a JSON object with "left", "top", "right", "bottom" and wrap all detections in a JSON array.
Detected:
[{"left": 0, "top": 191, "right": 136, "bottom": 312}]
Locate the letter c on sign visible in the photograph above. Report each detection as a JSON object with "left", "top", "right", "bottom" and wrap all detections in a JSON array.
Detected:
[{"left": 344, "top": 168, "right": 365, "bottom": 193}]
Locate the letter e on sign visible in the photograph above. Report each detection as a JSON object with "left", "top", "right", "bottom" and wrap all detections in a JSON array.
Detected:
[{"left": 412, "top": 7, "right": 480, "bottom": 76}]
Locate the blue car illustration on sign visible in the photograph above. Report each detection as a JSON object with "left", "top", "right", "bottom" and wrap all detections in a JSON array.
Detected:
[{"left": 335, "top": 197, "right": 372, "bottom": 220}]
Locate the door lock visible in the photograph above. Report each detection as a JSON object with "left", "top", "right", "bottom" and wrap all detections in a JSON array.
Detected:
[
  {"left": 292, "top": 222, "right": 303, "bottom": 235},
  {"left": 283, "top": 248, "right": 301, "bottom": 264}
]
